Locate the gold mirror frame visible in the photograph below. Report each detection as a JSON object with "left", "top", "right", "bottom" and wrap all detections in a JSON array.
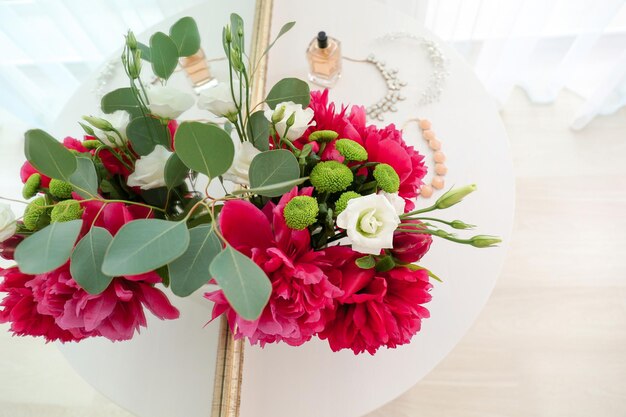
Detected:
[{"left": 210, "top": 1, "right": 274, "bottom": 416}]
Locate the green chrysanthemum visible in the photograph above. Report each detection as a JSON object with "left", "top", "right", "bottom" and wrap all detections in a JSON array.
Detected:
[
  {"left": 310, "top": 161, "right": 353, "bottom": 193},
  {"left": 22, "top": 173, "right": 41, "bottom": 199},
  {"left": 308, "top": 130, "right": 339, "bottom": 143},
  {"left": 283, "top": 196, "right": 319, "bottom": 230},
  {"left": 82, "top": 139, "right": 101, "bottom": 150},
  {"left": 50, "top": 200, "right": 83, "bottom": 223},
  {"left": 373, "top": 163, "right": 400, "bottom": 193},
  {"left": 335, "top": 139, "right": 368, "bottom": 161},
  {"left": 23, "top": 197, "right": 50, "bottom": 230},
  {"left": 48, "top": 179, "right": 73, "bottom": 199},
  {"left": 334, "top": 191, "right": 361, "bottom": 215}
]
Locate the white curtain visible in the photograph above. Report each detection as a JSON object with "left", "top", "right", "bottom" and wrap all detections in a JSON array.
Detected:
[{"left": 378, "top": 0, "right": 626, "bottom": 129}]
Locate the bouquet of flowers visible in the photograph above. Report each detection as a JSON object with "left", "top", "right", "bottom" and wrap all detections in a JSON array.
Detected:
[{"left": 0, "top": 15, "right": 499, "bottom": 355}]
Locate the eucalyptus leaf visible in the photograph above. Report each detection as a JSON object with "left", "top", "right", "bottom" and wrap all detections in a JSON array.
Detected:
[
  {"left": 246, "top": 111, "right": 270, "bottom": 151},
  {"left": 150, "top": 32, "right": 179, "bottom": 80},
  {"left": 164, "top": 152, "right": 189, "bottom": 189},
  {"left": 174, "top": 121, "right": 234, "bottom": 179},
  {"left": 249, "top": 149, "right": 300, "bottom": 197},
  {"left": 266, "top": 78, "right": 310, "bottom": 109},
  {"left": 102, "top": 219, "right": 190, "bottom": 276},
  {"left": 229, "top": 13, "right": 244, "bottom": 48},
  {"left": 169, "top": 16, "right": 201, "bottom": 57},
  {"left": 101, "top": 88, "right": 142, "bottom": 118},
  {"left": 70, "top": 157, "right": 98, "bottom": 198},
  {"left": 231, "top": 177, "right": 308, "bottom": 196},
  {"left": 263, "top": 21, "right": 295, "bottom": 56},
  {"left": 70, "top": 227, "right": 114, "bottom": 294},
  {"left": 126, "top": 116, "right": 170, "bottom": 156},
  {"left": 169, "top": 224, "right": 222, "bottom": 297},
  {"left": 24, "top": 129, "right": 77, "bottom": 182},
  {"left": 14, "top": 220, "right": 83, "bottom": 274},
  {"left": 209, "top": 245, "right": 271, "bottom": 320}
]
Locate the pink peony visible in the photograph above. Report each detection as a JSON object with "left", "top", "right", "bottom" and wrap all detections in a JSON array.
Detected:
[
  {"left": 0, "top": 199, "right": 179, "bottom": 342},
  {"left": 205, "top": 187, "right": 342, "bottom": 347},
  {"left": 391, "top": 220, "right": 433, "bottom": 264},
  {"left": 319, "top": 246, "right": 432, "bottom": 355},
  {"left": 304, "top": 90, "right": 428, "bottom": 211}
]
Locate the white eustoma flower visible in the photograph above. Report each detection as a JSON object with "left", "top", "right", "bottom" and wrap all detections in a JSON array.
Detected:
[
  {"left": 127, "top": 145, "right": 171, "bottom": 190},
  {"left": 223, "top": 141, "right": 261, "bottom": 186},
  {"left": 380, "top": 191, "right": 406, "bottom": 215},
  {"left": 198, "top": 81, "right": 240, "bottom": 119},
  {"left": 94, "top": 110, "right": 131, "bottom": 147},
  {"left": 147, "top": 85, "right": 195, "bottom": 119},
  {"left": 0, "top": 203, "right": 17, "bottom": 243},
  {"left": 264, "top": 101, "right": 315, "bottom": 141},
  {"left": 336, "top": 194, "right": 401, "bottom": 255}
]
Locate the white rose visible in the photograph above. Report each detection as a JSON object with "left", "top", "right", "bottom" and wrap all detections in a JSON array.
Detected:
[
  {"left": 222, "top": 141, "right": 261, "bottom": 186},
  {"left": 264, "top": 101, "right": 315, "bottom": 141},
  {"left": 380, "top": 191, "right": 406, "bottom": 215},
  {"left": 147, "top": 85, "right": 195, "bottom": 119},
  {"left": 198, "top": 81, "right": 240, "bottom": 118},
  {"left": 94, "top": 110, "right": 131, "bottom": 147},
  {"left": 127, "top": 145, "right": 171, "bottom": 190},
  {"left": 0, "top": 203, "right": 17, "bottom": 243},
  {"left": 336, "top": 194, "right": 401, "bottom": 255}
]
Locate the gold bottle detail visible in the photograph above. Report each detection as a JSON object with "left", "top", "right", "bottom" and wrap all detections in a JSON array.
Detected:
[{"left": 306, "top": 31, "right": 341, "bottom": 88}]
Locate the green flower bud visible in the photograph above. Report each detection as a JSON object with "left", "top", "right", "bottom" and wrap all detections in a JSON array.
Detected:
[
  {"left": 83, "top": 115, "right": 113, "bottom": 131},
  {"left": 310, "top": 161, "right": 354, "bottom": 193},
  {"left": 470, "top": 235, "right": 501, "bottom": 248},
  {"left": 126, "top": 31, "right": 138, "bottom": 50},
  {"left": 22, "top": 174, "right": 41, "bottom": 199},
  {"left": 335, "top": 139, "right": 368, "bottom": 161},
  {"left": 450, "top": 220, "right": 475, "bottom": 230},
  {"left": 435, "top": 184, "right": 477, "bottom": 209},
  {"left": 271, "top": 105, "right": 286, "bottom": 124},
  {"left": 50, "top": 200, "right": 83, "bottom": 223},
  {"left": 308, "top": 130, "right": 339, "bottom": 143},
  {"left": 223, "top": 25, "right": 232, "bottom": 44},
  {"left": 23, "top": 197, "right": 50, "bottom": 231},
  {"left": 373, "top": 163, "right": 400, "bottom": 193},
  {"left": 334, "top": 191, "right": 361, "bottom": 215},
  {"left": 48, "top": 179, "right": 73, "bottom": 199},
  {"left": 283, "top": 196, "right": 319, "bottom": 230},
  {"left": 78, "top": 122, "right": 96, "bottom": 136},
  {"left": 82, "top": 140, "right": 101, "bottom": 150},
  {"left": 285, "top": 111, "right": 296, "bottom": 128}
]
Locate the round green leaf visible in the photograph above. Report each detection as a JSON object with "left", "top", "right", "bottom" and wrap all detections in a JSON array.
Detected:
[
  {"left": 70, "top": 227, "right": 114, "bottom": 294},
  {"left": 169, "top": 16, "right": 201, "bottom": 57},
  {"left": 102, "top": 219, "right": 190, "bottom": 276},
  {"left": 209, "top": 246, "right": 271, "bottom": 321},
  {"left": 174, "top": 121, "right": 234, "bottom": 179},
  {"left": 169, "top": 224, "right": 222, "bottom": 297},
  {"left": 266, "top": 78, "right": 311, "bottom": 109},
  {"left": 150, "top": 32, "right": 179, "bottom": 80},
  {"left": 101, "top": 88, "right": 142, "bottom": 118},
  {"left": 246, "top": 111, "right": 270, "bottom": 151},
  {"left": 249, "top": 149, "right": 300, "bottom": 197},
  {"left": 70, "top": 157, "right": 98, "bottom": 198},
  {"left": 24, "top": 129, "right": 77, "bottom": 182},
  {"left": 164, "top": 152, "right": 189, "bottom": 189},
  {"left": 126, "top": 116, "right": 170, "bottom": 156},
  {"left": 14, "top": 220, "right": 83, "bottom": 274}
]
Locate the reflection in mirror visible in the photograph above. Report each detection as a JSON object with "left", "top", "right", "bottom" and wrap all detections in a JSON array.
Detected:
[{"left": 0, "top": 1, "right": 259, "bottom": 417}]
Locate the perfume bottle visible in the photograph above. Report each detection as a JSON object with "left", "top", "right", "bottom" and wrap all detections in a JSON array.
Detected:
[
  {"left": 179, "top": 48, "right": 218, "bottom": 92},
  {"left": 306, "top": 31, "right": 342, "bottom": 88}
]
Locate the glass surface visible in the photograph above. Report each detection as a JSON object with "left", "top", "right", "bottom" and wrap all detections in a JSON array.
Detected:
[{"left": 0, "top": 1, "right": 258, "bottom": 416}]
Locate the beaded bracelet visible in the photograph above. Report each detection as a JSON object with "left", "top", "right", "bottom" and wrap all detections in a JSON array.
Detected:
[{"left": 403, "top": 118, "right": 447, "bottom": 199}]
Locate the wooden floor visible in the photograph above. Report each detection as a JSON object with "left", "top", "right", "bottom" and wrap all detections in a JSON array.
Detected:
[
  {"left": 366, "top": 88, "right": 626, "bottom": 417},
  {"left": 1, "top": 88, "right": 625, "bottom": 416}
]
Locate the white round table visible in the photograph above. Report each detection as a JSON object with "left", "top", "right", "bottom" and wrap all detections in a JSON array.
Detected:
[{"left": 48, "top": 1, "right": 516, "bottom": 417}]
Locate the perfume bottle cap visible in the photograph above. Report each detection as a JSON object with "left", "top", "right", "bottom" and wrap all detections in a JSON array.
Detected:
[{"left": 317, "top": 31, "right": 328, "bottom": 49}]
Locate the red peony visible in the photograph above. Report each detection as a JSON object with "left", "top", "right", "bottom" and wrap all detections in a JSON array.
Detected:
[
  {"left": 205, "top": 187, "right": 342, "bottom": 347},
  {"left": 303, "top": 90, "right": 428, "bottom": 211},
  {"left": 319, "top": 246, "right": 432, "bottom": 355},
  {"left": 0, "top": 199, "right": 179, "bottom": 342}
]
